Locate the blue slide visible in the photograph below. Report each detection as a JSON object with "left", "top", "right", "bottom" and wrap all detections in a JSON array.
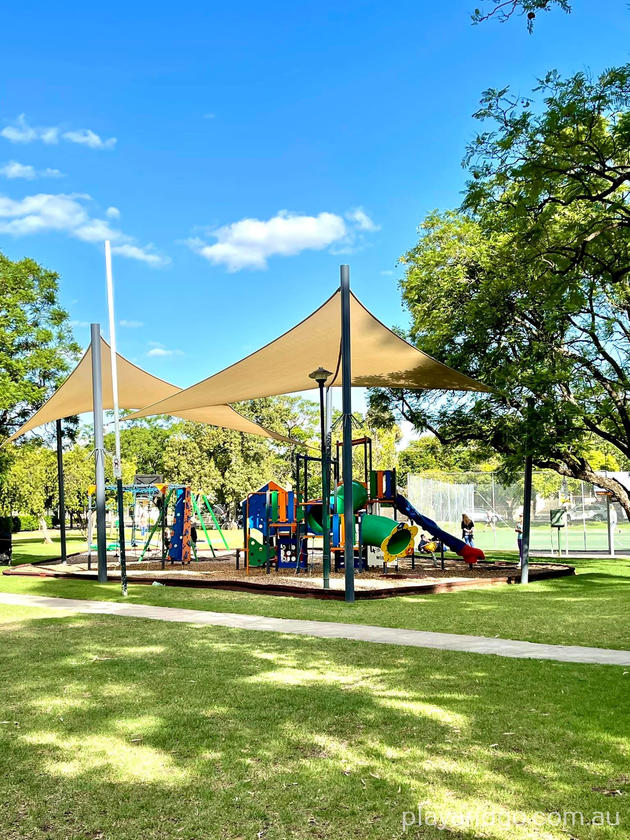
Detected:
[{"left": 395, "top": 494, "right": 485, "bottom": 565}]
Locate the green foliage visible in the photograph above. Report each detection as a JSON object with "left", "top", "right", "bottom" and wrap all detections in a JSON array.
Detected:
[
  {"left": 156, "top": 397, "right": 319, "bottom": 515},
  {"left": 105, "top": 417, "right": 175, "bottom": 476},
  {"left": 63, "top": 445, "right": 96, "bottom": 520},
  {"left": 379, "top": 65, "right": 630, "bottom": 516},
  {"left": 397, "top": 436, "right": 496, "bottom": 484},
  {"left": 3, "top": 394, "right": 401, "bottom": 524},
  {"left": 0, "top": 516, "right": 15, "bottom": 534},
  {"left": 0, "top": 443, "right": 57, "bottom": 518},
  {"left": 13, "top": 514, "right": 39, "bottom": 532},
  {"left": 0, "top": 251, "right": 79, "bottom": 443}
]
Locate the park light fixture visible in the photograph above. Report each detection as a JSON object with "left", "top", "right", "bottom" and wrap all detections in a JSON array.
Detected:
[{"left": 309, "top": 367, "right": 333, "bottom": 386}]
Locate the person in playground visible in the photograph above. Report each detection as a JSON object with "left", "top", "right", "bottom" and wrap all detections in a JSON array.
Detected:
[
  {"left": 191, "top": 522, "right": 198, "bottom": 552},
  {"left": 418, "top": 532, "right": 436, "bottom": 552},
  {"left": 461, "top": 513, "right": 475, "bottom": 546},
  {"left": 139, "top": 508, "right": 147, "bottom": 538},
  {"left": 515, "top": 514, "right": 523, "bottom": 566},
  {"left": 418, "top": 532, "right": 439, "bottom": 567}
]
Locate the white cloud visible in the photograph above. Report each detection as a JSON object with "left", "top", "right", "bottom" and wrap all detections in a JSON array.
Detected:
[
  {"left": 345, "top": 207, "right": 379, "bottom": 232},
  {"left": 186, "top": 208, "right": 378, "bottom": 272},
  {"left": 0, "top": 191, "right": 169, "bottom": 266},
  {"left": 0, "top": 160, "right": 64, "bottom": 179},
  {"left": 62, "top": 128, "right": 116, "bottom": 150},
  {"left": 1, "top": 114, "right": 116, "bottom": 149},
  {"left": 380, "top": 269, "right": 394, "bottom": 276},
  {"left": 70, "top": 319, "right": 91, "bottom": 328},
  {"left": 147, "top": 346, "right": 183, "bottom": 357},
  {"left": 111, "top": 243, "right": 165, "bottom": 266},
  {"left": 0, "top": 161, "right": 35, "bottom": 179},
  {"left": 0, "top": 115, "right": 40, "bottom": 143},
  {"left": 105, "top": 206, "right": 120, "bottom": 219},
  {"left": 203, "top": 112, "right": 216, "bottom": 119},
  {"left": 120, "top": 319, "right": 144, "bottom": 328}
]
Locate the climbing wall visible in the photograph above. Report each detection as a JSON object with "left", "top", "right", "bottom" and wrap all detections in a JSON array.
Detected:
[{"left": 168, "top": 486, "right": 192, "bottom": 564}]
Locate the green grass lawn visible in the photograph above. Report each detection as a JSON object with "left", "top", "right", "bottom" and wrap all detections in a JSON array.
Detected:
[
  {"left": 8, "top": 532, "right": 88, "bottom": 566},
  {"left": 2, "top": 542, "right": 629, "bottom": 650},
  {"left": 0, "top": 603, "right": 628, "bottom": 840},
  {"left": 7, "top": 528, "right": 242, "bottom": 566},
  {"left": 441, "top": 521, "right": 630, "bottom": 554}
]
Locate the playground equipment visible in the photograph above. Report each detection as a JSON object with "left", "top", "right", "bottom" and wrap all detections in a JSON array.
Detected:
[
  {"left": 241, "top": 436, "right": 483, "bottom": 575},
  {"left": 395, "top": 494, "right": 485, "bottom": 565},
  {"left": 86, "top": 481, "right": 228, "bottom": 568},
  {"left": 242, "top": 481, "right": 308, "bottom": 572}
]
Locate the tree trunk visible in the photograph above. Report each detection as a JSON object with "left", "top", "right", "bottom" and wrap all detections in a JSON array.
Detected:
[{"left": 39, "top": 515, "right": 53, "bottom": 544}]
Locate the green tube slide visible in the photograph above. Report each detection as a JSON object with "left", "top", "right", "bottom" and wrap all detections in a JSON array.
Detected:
[
  {"left": 361, "top": 514, "right": 417, "bottom": 561},
  {"left": 335, "top": 480, "right": 368, "bottom": 514},
  {"left": 306, "top": 480, "right": 368, "bottom": 535},
  {"left": 306, "top": 503, "right": 324, "bottom": 535}
]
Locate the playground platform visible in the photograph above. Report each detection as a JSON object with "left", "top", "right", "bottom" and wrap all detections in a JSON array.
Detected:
[{"left": 3, "top": 553, "right": 574, "bottom": 600}]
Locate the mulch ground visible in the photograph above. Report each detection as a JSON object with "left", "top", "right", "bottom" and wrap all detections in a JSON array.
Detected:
[{"left": 4, "top": 550, "right": 574, "bottom": 599}]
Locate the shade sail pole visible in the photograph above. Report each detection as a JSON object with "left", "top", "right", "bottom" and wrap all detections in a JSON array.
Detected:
[
  {"left": 340, "top": 265, "right": 355, "bottom": 603},
  {"left": 105, "top": 241, "right": 128, "bottom": 596},
  {"left": 55, "top": 419, "right": 67, "bottom": 564},
  {"left": 91, "top": 324, "right": 108, "bottom": 582}
]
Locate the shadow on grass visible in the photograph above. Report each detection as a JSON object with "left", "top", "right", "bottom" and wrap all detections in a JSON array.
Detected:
[
  {"left": 2, "top": 556, "right": 630, "bottom": 651},
  {"left": 0, "top": 610, "right": 629, "bottom": 839}
]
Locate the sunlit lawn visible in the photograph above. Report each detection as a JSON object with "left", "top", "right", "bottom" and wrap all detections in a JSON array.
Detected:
[
  {"left": 0, "top": 604, "right": 628, "bottom": 840},
  {"left": 2, "top": 544, "right": 629, "bottom": 649},
  {"left": 8, "top": 528, "right": 243, "bottom": 566},
  {"left": 451, "top": 521, "right": 630, "bottom": 554},
  {"left": 8, "top": 532, "right": 88, "bottom": 566}
]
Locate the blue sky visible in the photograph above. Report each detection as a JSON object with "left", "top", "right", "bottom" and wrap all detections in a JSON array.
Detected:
[{"left": 1, "top": 0, "right": 628, "bottom": 421}]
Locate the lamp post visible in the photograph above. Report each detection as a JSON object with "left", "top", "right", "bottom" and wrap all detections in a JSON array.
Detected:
[{"left": 309, "top": 366, "right": 333, "bottom": 589}]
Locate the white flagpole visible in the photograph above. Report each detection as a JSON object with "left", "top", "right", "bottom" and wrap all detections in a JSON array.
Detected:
[{"left": 105, "top": 240, "right": 128, "bottom": 595}]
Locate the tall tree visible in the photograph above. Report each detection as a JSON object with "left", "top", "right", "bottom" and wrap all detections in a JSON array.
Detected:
[
  {"left": 372, "top": 66, "right": 630, "bottom": 517},
  {"left": 105, "top": 418, "right": 175, "bottom": 476},
  {"left": 0, "top": 252, "right": 79, "bottom": 441},
  {"left": 0, "top": 444, "right": 57, "bottom": 540}
]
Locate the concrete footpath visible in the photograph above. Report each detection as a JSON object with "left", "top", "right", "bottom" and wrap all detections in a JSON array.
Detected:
[{"left": 1, "top": 591, "right": 629, "bottom": 666}]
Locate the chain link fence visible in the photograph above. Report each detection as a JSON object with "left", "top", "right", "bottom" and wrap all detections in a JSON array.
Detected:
[{"left": 406, "top": 470, "right": 630, "bottom": 555}]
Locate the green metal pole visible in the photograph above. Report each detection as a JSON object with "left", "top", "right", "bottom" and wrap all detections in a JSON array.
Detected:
[
  {"left": 140, "top": 488, "right": 173, "bottom": 562},
  {"left": 340, "top": 264, "right": 355, "bottom": 603},
  {"left": 193, "top": 495, "right": 216, "bottom": 558},
  {"left": 203, "top": 495, "right": 229, "bottom": 549}
]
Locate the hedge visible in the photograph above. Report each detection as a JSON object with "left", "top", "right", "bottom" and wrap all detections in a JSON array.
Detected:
[{"left": 0, "top": 514, "right": 54, "bottom": 533}]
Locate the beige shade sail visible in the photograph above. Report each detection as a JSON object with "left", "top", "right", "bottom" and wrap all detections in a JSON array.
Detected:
[
  {"left": 125, "top": 289, "right": 491, "bottom": 422},
  {"left": 6, "top": 337, "right": 294, "bottom": 445}
]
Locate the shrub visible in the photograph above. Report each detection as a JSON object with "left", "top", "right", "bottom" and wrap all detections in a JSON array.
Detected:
[{"left": 15, "top": 514, "right": 39, "bottom": 532}]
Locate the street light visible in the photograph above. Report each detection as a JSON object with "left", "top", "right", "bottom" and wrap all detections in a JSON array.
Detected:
[{"left": 309, "top": 366, "right": 333, "bottom": 589}]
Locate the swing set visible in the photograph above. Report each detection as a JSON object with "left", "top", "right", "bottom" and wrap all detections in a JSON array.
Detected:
[{"left": 86, "top": 482, "right": 228, "bottom": 569}]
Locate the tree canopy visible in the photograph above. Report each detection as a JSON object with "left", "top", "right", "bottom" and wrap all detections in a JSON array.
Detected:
[
  {"left": 0, "top": 251, "right": 79, "bottom": 442},
  {"left": 372, "top": 65, "right": 630, "bottom": 517}
]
